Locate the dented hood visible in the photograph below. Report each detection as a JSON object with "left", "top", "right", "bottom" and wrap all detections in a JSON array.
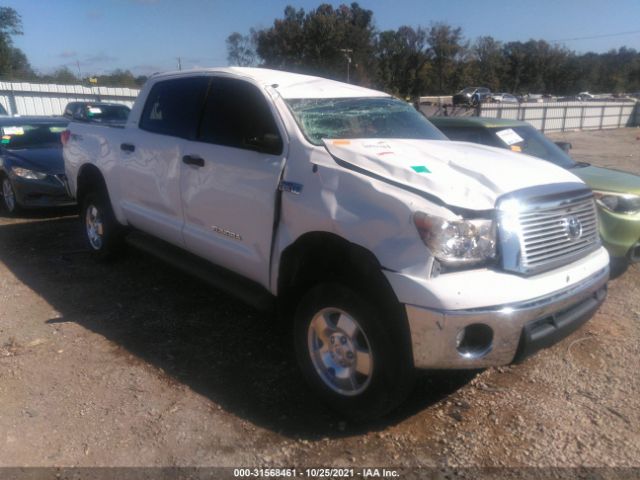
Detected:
[{"left": 322, "top": 138, "right": 585, "bottom": 211}]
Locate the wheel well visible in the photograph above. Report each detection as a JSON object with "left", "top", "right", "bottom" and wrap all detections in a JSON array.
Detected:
[
  {"left": 277, "top": 232, "right": 399, "bottom": 312},
  {"left": 277, "top": 231, "right": 413, "bottom": 364},
  {"left": 76, "top": 164, "right": 107, "bottom": 206}
]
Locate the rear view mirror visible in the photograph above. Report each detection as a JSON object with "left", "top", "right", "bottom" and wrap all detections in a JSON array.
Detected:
[{"left": 555, "top": 141, "right": 572, "bottom": 153}]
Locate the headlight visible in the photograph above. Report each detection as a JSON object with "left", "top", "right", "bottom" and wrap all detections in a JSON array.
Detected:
[
  {"left": 593, "top": 191, "right": 640, "bottom": 214},
  {"left": 414, "top": 212, "right": 496, "bottom": 266},
  {"left": 11, "top": 167, "right": 47, "bottom": 180}
]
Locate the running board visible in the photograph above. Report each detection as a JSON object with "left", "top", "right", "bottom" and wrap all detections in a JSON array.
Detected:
[{"left": 125, "top": 231, "right": 275, "bottom": 311}]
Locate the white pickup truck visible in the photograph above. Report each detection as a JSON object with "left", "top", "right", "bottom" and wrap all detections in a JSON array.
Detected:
[{"left": 63, "top": 68, "right": 609, "bottom": 420}]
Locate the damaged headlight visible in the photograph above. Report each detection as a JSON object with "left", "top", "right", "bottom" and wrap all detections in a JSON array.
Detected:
[
  {"left": 593, "top": 191, "right": 640, "bottom": 215},
  {"left": 414, "top": 212, "right": 496, "bottom": 266}
]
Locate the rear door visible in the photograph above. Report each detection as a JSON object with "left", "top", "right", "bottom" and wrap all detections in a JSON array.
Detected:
[
  {"left": 117, "top": 76, "right": 210, "bottom": 246},
  {"left": 180, "top": 76, "right": 286, "bottom": 287}
]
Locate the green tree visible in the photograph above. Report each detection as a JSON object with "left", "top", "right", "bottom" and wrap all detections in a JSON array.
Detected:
[
  {"left": 469, "top": 36, "right": 504, "bottom": 91},
  {"left": 426, "top": 23, "right": 467, "bottom": 94},
  {"left": 226, "top": 31, "right": 257, "bottom": 67},
  {"left": 253, "top": 3, "right": 376, "bottom": 84},
  {"left": 374, "top": 26, "right": 430, "bottom": 98},
  {"left": 0, "top": 6, "right": 34, "bottom": 79}
]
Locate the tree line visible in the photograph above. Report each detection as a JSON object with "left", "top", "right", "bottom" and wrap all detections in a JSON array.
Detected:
[
  {"left": 227, "top": 3, "right": 640, "bottom": 98},
  {"left": 0, "top": 4, "right": 638, "bottom": 96}
]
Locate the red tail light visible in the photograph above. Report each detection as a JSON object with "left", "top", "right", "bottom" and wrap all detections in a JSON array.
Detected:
[{"left": 61, "top": 129, "right": 71, "bottom": 146}]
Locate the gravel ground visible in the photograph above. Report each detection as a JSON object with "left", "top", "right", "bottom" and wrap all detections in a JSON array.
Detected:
[{"left": 0, "top": 128, "right": 638, "bottom": 475}]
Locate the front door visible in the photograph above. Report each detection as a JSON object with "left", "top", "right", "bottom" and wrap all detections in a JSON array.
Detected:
[{"left": 180, "top": 76, "right": 286, "bottom": 287}]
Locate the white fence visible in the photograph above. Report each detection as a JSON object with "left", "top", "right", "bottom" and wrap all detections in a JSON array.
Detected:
[
  {"left": 0, "top": 82, "right": 140, "bottom": 116},
  {"left": 479, "top": 100, "right": 639, "bottom": 133}
]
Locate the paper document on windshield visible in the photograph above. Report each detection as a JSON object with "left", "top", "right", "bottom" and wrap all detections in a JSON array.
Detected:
[{"left": 495, "top": 128, "right": 523, "bottom": 146}]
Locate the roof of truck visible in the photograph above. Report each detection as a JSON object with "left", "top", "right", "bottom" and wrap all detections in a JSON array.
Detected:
[{"left": 152, "top": 67, "right": 390, "bottom": 99}]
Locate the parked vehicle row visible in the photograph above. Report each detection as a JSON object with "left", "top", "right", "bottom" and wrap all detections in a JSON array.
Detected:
[{"left": 0, "top": 116, "right": 74, "bottom": 213}]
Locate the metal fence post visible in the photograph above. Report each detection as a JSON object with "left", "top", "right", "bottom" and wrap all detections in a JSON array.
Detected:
[
  {"left": 561, "top": 104, "right": 567, "bottom": 132},
  {"left": 8, "top": 84, "right": 18, "bottom": 116},
  {"left": 618, "top": 104, "right": 624, "bottom": 128},
  {"left": 579, "top": 105, "right": 585, "bottom": 130},
  {"left": 599, "top": 105, "right": 605, "bottom": 130},
  {"left": 542, "top": 105, "right": 548, "bottom": 133}
]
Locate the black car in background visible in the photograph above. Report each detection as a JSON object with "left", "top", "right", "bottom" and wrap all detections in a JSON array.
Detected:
[
  {"left": 0, "top": 117, "right": 74, "bottom": 214},
  {"left": 63, "top": 101, "right": 131, "bottom": 125},
  {"left": 452, "top": 86, "right": 491, "bottom": 106}
]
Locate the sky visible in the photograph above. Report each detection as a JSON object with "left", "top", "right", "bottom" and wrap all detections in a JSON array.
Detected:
[{"left": 4, "top": 0, "right": 640, "bottom": 77}]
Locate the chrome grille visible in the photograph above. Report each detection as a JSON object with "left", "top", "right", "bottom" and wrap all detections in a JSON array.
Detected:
[{"left": 498, "top": 185, "right": 600, "bottom": 275}]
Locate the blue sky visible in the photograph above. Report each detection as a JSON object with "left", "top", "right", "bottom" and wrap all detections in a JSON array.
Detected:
[{"left": 5, "top": 0, "right": 640, "bottom": 76}]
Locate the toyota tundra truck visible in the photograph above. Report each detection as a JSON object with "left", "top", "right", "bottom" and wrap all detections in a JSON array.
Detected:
[{"left": 63, "top": 68, "right": 609, "bottom": 420}]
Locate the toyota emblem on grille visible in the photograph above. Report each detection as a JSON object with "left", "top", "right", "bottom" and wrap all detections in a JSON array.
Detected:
[{"left": 563, "top": 215, "right": 583, "bottom": 241}]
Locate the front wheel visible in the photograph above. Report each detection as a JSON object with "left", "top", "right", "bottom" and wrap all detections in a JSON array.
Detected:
[
  {"left": 294, "top": 282, "right": 414, "bottom": 421},
  {"left": 81, "top": 191, "right": 125, "bottom": 261},
  {"left": 1, "top": 175, "right": 19, "bottom": 214}
]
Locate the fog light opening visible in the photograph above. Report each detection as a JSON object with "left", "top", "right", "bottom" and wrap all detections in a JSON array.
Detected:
[{"left": 456, "top": 323, "right": 494, "bottom": 359}]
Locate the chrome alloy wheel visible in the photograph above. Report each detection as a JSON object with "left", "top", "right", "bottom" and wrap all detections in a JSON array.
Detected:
[
  {"left": 85, "top": 204, "right": 104, "bottom": 250},
  {"left": 307, "top": 307, "right": 373, "bottom": 396},
  {"left": 2, "top": 178, "right": 16, "bottom": 212}
]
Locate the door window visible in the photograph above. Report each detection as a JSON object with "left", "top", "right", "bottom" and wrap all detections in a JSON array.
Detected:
[
  {"left": 140, "top": 77, "right": 210, "bottom": 139},
  {"left": 197, "top": 78, "right": 283, "bottom": 155}
]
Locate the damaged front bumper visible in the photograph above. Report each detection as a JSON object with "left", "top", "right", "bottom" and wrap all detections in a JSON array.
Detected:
[{"left": 403, "top": 264, "right": 609, "bottom": 369}]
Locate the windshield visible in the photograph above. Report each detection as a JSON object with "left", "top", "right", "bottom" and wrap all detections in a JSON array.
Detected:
[
  {"left": 1, "top": 122, "right": 68, "bottom": 149},
  {"left": 286, "top": 97, "right": 447, "bottom": 146},
  {"left": 489, "top": 126, "right": 577, "bottom": 168},
  {"left": 438, "top": 124, "right": 577, "bottom": 169},
  {"left": 85, "top": 105, "right": 130, "bottom": 122}
]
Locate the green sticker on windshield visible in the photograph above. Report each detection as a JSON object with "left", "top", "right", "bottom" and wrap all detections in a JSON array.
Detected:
[{"left": 411, "top": 165, "right": 431, "bottom": 173}]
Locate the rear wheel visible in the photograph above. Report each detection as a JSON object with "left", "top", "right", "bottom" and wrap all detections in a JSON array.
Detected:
[
  {"left": 1, "top": 175, "right": 19, "bottom": 214},
  {"left": 81, "top": 191, "right": 125, "bottom": 261},
  {"left": 294, "top": 282, "right": 414, "bottom": 421}
]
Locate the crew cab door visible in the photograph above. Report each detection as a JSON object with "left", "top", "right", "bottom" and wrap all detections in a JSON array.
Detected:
[
  {"left": 180, "top": 76, "right": 286, "bottom": 288},
  {"left": 117, "top": 76, "right": 209, "bottom": 246}
]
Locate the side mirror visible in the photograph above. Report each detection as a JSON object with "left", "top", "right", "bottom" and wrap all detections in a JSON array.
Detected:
[
  {"left": 245, "top": 133, "right": 283, "bottom": 155},
  {"left": 555, "top": 141, "right": 572, "bottom": 154}
]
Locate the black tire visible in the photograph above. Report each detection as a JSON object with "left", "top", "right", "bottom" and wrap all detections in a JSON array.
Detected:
[
  {"left": 1, "top": 174, "right": 20, "bottom": 215},
  {"left": 80, "top": 190, "right": 125, "bottom": 261},
  {"left": 294, "top": 282, "right": 415, "bottom": 421}
]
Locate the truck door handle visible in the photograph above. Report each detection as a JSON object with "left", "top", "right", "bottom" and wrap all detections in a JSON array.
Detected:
[
  {"left": 182, "top": 155, "right": 205, "bottom": 167},
  {"left": 120, "top": 143, "right": 135, "bottom": 152}
]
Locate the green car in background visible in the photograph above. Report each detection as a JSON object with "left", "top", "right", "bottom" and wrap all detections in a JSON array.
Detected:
[{"left": 429, "top": 116, "right": 640, "bottom": 264}]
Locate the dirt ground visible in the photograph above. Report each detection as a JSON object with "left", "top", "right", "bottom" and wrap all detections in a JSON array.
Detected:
[{"left": 0, "top": 128, "right": 639, "bottom": 474}]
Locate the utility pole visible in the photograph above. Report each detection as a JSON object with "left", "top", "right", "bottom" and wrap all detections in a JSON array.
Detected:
[
  {"left": 76, "top": 60, "right": 82, "bottom": 81},
  {"left": 340, "top": 48, "right": 353, "bottom": 83},
  {"left": 177, "top": 57, "right": 182, "bottom": 71}
]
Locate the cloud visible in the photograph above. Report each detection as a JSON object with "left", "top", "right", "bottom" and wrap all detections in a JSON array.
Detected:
[
  {"left": 59, "top": 51, "right": 78, "bottom": 59},
  {"left": 83, "top": 53, "right": 118, "bottom": 65}
]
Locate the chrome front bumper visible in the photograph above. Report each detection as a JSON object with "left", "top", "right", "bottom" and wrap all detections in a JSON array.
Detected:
[{"left": 406, "top": 266, "right": 609, "bottom": 369}]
